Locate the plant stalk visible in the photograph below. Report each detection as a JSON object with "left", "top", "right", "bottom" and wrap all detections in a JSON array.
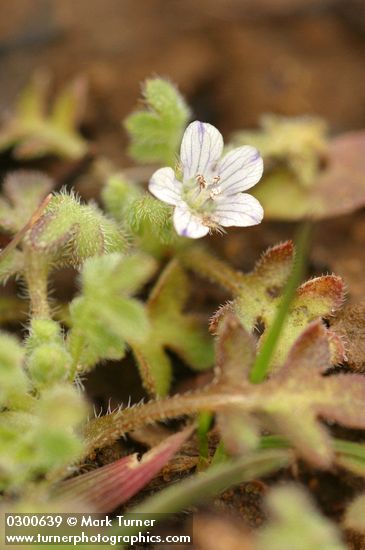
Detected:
[{"left": 23, "top": 248, "right": 51, "bottom": 319}]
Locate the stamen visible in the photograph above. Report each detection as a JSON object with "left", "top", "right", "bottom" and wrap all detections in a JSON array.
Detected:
[
  {"left": 196, "top": 174, "right": 207, "bottom": 189},
  {"left": 210, "top": 186, "right": 222, "bottom": 198}
]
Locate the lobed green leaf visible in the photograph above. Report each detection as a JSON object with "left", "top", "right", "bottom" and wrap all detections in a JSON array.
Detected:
[
  {"left": 124, "top": 77, "right": 190, "bottom": 166},
  {"left": 131, "top": 260, "right": 214, "bottom": 396},
  {"left": 0, "top": 73, "right": 88, "bottom": 160}
]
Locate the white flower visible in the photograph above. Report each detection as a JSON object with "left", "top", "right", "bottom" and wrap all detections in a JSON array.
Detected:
[{"left": 148, "top": 121, "right": 264, "bottom": 239}]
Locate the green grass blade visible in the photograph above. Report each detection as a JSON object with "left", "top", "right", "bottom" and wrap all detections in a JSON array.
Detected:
[{"left": 249, "top": 222, "right": 312, "bottom": 384}]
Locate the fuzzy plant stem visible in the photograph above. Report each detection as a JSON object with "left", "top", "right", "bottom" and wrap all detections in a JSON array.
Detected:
[
  {"left": 1, "top": 193, "right": 53, "bottom": 320},
  {"left": 179, "top": 247, "right": 244, "bottom": 293},
  {"left": 83, "top": 387, "right": 259, "bottom": 457},
  {"left": 23, "top": 248, "right": 51, "bottom": 319}
]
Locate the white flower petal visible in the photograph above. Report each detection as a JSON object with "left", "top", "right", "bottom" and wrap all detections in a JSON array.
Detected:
[
  {"left": 148, "top": 167, "right": 182, "bottom": 205},
  {"left": 217, "top": 146, "right": 263, "bottom": 195},
  {"left": 173, "top": 204, "right": 209, "bottom": 239},
  {"left": 180, "top": 121, "right": 224, "bottom": 181},
  {"left": 214, "top": 193, "right": 264, "bottom": 227}
]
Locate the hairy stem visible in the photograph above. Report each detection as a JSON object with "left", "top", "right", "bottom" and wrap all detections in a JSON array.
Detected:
[
  {"left": 23, "top": 248, "right": 51, "bottom": 319},
  {"left": 83, "top": 386, "right": 257, "bottom": 457},
  {"left": 1, "top": 193, "right": 53, "bottom": 320},
  {"left": 179, "top": 247, "right": 244, "bottom": 293}
]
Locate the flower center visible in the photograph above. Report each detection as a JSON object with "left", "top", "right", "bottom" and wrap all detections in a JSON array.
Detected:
[{"left": 182, "top": 174, "right": 222, "bottom": 216}]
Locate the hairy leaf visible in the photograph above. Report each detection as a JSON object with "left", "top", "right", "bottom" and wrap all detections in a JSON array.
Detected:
[
  {"left": 0, "top": 332, "right": 28, "bottom": 408},
  {"left": 184, "top": 242, "right": 345, "bottom": 370},
  {"left": 0, "top": 385, "right": 86, "bottom": 490},
  {"left": 26, "top": 191, "right": 127, "bottom": 267},
  {"left": 124, "top": 77, "right": 190, "bottom": 165},
  {"left": 217, "top": 409, "right": 260, "bottom": 455},
  {"left": 26, "top": 320, "right": 71, "bottom": 388},
  {"left": 233, "top": 116, "right": 365, "bottom": 220},
  {"left": 217, "top": 317, "right": 365, "bottom": 467},
  {"left": 0, "top": 249, "right": 24, "bottom": 285},
  {"left": 0, "top": 72, "right": 88, "bottom": 159},
  {"left": 233, "top": 114, "right": 328, "bottom": 188},
  {"left": 84, "top": 316, "right": 365, "bottom": 468},
  {"left": 127, "top": 195, "right": 175, "bottom": 245},
  {"left": 68, "top": 253, "right": 157, "bottom": 372},
  {"left": 131, "top": 260, "right": 214, "bottom": 396},
  {"left": 102, "top": 172, "right": 187, "bottom": 257},
  {"left": 256, "top": 142, "right": 365, "bottom": 220},
  {"left": 330, "top": 303, "right": 365, "bottom": 372}
]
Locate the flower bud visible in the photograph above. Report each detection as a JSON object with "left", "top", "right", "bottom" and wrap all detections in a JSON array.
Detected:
[{"left": 28, "top": 343, "right": 70, "bottom": 387}]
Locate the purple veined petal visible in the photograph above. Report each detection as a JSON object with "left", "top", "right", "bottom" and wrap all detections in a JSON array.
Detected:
[
  {"left": 217, "top": 146, "right": 264, "bottom": 195},
  {"left": 214, "top": 193, "right": 264, "bottom": 227},
  {"left": 180, "top": 121, "right": 224, "bottom": 182},
  {"left": 173, "top": 204, "right": 210, "bottom": 238},
  {"left": 149, "top": 167, "right": 182, "bottom": 205}
]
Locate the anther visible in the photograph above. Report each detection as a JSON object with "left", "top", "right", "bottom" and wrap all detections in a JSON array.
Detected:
[
  {"left": 210, "top": 186, "right": 222, "bottom": 198},
  {"left": 196, "top": 174, "right": 207, "bottom": 189}
]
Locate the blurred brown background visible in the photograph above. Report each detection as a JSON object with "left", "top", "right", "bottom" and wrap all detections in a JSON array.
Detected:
[{"left": 1, "top": 0, "right": 365, "bottom": 163}]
